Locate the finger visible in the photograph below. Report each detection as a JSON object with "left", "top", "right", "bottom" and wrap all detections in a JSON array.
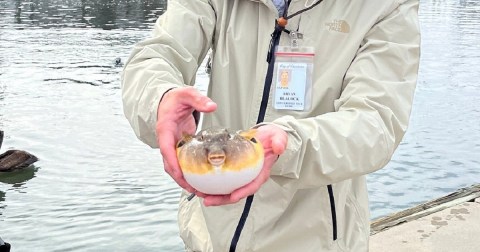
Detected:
[
  {"left": 181, "top": 181, "right": 196, "bottom": 193},
  {"left": 162, "top": 158, "right": 195, "bottom": 192},
  {"left": 174, "top": 173, "right": 196, "bottom": 193},
  {"left": 230, "top": 174, "right": 267, "bottom": 202},
  {"left": 229, "top": 157, "right": 276, "bottom": 202},
  {"left": 177, "top": 117, "right": 198, "bottom": 136},
  {"left": 194, "top": 191, "right": 208, "bottom": 198},
  {"left": 230, "top": 186, "right": 256, "bottom": 203},
  {"left": 203, "top": 153, "right": 279, "bottom": 205},
  {"left": 271, "top": 134, "right": 287, "bottom": 155},
  {"left": 157, "top": 131, "right": 196, "bottom": 193},
  {"left": 158, "top": 132, "right": 178, "bottom": 169},
  {"left": 203, "top": 195, "right": 233, "bottom": 206},
  {"left": 178, "top": 88, "right": 217, "bottom": 113}
]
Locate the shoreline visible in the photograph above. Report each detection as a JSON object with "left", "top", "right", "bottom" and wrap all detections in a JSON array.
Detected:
[{"left": 370, "top": 184, "right": 480, "bottom": 251}]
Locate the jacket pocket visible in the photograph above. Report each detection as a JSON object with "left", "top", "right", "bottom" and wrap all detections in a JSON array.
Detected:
[
  {"left": 178, "top": 192, "right": 213, "bottom": 252},
  {"left": 327, "top": 184, "right": 338, "bottom": 241}
]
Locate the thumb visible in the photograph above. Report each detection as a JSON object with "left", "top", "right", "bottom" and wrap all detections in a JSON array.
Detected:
[
  {"left": 181, "top": 88, "right": 217, "bottom": 113},
  {"left": 271, "top": 133, "right": 287, "bottom": 155}
]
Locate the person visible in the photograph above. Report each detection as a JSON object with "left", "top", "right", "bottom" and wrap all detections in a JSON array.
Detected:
[{"left": 121, "top": 0, "right": 420, "bottom": 251}]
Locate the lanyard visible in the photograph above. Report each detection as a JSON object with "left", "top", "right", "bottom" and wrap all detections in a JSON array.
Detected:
[
  {"left": 230, "top": 2, "right": 327, "bottom": 251},
  {"left": 282, "top": 0, "right": 325, "bottom": 22},
  {"left": 267, "top": 0, "right": 325, "bottom": 63}
]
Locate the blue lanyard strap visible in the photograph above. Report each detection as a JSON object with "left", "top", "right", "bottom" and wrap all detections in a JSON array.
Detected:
[{"left": 229, "top": 2, "right": 326, "bottom": 251}]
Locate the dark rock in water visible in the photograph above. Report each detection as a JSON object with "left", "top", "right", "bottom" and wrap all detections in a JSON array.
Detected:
[{"left": 0, "top": 130, "right": 39, "bottom": 172}]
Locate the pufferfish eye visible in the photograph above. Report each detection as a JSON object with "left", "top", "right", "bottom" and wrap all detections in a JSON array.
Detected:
[{"left": 177, "top": 140, "right": 186, "bottom": 148}]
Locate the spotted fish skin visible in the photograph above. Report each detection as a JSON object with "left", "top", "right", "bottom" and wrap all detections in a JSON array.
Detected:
[
  {"left": 176, "top": 127, "right": 264, "bottom": 175},
  {"left": 175, "top": 127, "right": 264, "bottom": 194}
]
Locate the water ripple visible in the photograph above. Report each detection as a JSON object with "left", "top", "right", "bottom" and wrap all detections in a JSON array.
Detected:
[{"left": 1, "top": 1, "right": 480, "bottom": 251}]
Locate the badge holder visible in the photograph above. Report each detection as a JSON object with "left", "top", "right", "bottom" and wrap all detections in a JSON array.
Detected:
[{"left": 272, "top": 33, "right": 314, "bottom": 111}]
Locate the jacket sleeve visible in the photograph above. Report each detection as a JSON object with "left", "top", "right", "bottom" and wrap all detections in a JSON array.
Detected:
[
  {"left": 121, "top": 0, "right": 216, "bottom": 148},
  {"left": 269, "top": 0, "right": 420, "bottom": 188}
]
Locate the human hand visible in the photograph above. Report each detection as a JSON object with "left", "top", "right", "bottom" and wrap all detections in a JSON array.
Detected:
[
  {"left": 201, "top": 124, "right": 288, "bottom": 206},
  {"left": 156, "top": 87, "right": 217, "bottom": 193}
]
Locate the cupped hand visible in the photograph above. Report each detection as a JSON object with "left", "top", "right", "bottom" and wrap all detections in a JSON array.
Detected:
[
  {"left": 156, "top": 87, "right": 217, "bottom": 193},
  {"left": 201, "top": 124, "right": 288, "bottom": 206}
]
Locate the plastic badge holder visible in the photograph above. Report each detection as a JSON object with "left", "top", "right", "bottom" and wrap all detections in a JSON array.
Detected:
[{"left": 272, "top": 46, "right": 314, "bottom": 111}]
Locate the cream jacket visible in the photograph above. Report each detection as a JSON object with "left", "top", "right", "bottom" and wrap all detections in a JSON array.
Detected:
[{"left": 121, "top": 0, "right": 420, "bottom": 251}]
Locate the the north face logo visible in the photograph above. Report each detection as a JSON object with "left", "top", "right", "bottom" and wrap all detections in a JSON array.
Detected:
[{"left": 325, "top": 19, "right": 350, "bottom": 33}]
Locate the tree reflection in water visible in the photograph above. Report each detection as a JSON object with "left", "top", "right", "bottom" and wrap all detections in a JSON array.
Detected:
[{"left": 3, "top": 0, "right": 167, "bottom": 30}]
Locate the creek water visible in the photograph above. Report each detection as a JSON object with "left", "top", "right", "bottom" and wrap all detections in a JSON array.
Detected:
[{"left": 0, "top": 0, "right": 479, "bottom": 251}]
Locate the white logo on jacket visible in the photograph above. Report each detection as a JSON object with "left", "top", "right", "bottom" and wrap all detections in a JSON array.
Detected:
[{"left": 325, "top": 19, "right": 350, "bottom": 33}]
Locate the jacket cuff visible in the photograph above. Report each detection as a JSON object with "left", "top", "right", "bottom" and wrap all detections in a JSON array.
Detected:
[
  {"left": 138, "top": 83, "right": 180, "bottom": 148},
  {"left": 253, "top": 119, "right": 302, "bottom": 179}
]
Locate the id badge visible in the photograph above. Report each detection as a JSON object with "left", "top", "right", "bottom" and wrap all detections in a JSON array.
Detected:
[{"left": 273, "top": 46, "right": 314, "bottom": 111}]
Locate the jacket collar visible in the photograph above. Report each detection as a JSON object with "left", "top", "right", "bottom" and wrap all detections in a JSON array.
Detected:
[{"left": 246, "top": 0, "right": 280, "bottom": 15}]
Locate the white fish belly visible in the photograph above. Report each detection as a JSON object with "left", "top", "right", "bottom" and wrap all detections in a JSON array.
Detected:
[{"left": 184, "top": 162, "right": 263, "bottom": 195}]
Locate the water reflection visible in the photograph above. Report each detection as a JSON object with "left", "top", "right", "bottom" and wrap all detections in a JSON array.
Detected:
[
  {"left": 0, "top": 190, "right": 5, "bottom": 217},
  {"left": 1, "top": 0, "right": 167, "bottom": 29},
  {"left": 0, "top": 167, "right": 38, "bottom": 186},
  {"left": 0, "top": 167, "right": 38, "bottom": 217}
]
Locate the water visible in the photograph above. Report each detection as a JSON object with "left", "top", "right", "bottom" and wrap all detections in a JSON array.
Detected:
[
  {"left": 0, "top": 0, "right": 479, "bottom": 251},
  {"left": 367, "top": 0, "right": 480, "bottom": 217}
]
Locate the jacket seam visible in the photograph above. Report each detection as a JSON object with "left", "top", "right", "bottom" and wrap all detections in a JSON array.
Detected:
[
  {"left": 229, "top": 10, "right": 282, "bottom": 249},
  {"left": 207, "top": 0, "right": 217, "bottom": 47},
  {"left": 372, "top": 111, "right": 393, "bottom": 167}
]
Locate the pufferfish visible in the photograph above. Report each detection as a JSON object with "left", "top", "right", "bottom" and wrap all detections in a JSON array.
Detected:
[{"left": 176, "top": 127, "right": 264, "bottom": 195}]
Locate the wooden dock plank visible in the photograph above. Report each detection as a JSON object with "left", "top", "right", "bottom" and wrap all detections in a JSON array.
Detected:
[{"left": 370, "top": 184, "right": 480, "bottom": 235}]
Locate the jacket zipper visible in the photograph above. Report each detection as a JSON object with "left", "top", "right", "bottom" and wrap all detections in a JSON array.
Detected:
[
  {"left": 327, "top": 184, "right": 338, "bottom": 241},
  {"left": 229, "top": 17, "right": 284, "bottom": 252},
  {"left": 229, "top": 0, "right": 336, "bottom": 247},
  {"left": 229, "top": 58, "right": 338, "bottom": 251}
]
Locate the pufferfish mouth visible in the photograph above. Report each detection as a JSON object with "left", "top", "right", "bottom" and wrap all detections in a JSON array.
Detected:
[{"left": 207, "top": 154, "right": 226, "bottom": 166}]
